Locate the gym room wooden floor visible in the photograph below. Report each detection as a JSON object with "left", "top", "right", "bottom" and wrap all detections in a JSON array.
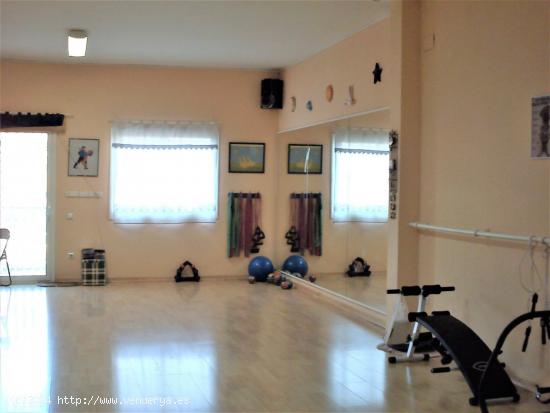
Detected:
[{"left": 0, "top": 281, "right": 542, "bottom": 413}]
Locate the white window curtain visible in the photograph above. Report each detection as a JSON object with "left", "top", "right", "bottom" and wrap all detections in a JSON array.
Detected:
[
  {"left": 110, "top": 121, "right": 219, "bottom": 223},
  {"left": 331, "top": 126, "right": 389, "bottom": 222}
]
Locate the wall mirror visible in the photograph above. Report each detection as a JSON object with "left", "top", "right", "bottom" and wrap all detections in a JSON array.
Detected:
[{"left": 274, "top": 109, "right": 390, "bottom": 314}]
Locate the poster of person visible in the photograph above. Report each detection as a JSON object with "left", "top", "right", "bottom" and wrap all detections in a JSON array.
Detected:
[
  {"left": 531, "top": 95, "right": 550, "bottom": 159},
  {"left": 68, "top": 138, "right": 99, "bottom": 176}
]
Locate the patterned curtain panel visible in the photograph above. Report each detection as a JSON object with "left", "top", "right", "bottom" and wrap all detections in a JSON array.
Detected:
[
  {"left": 227, "top": 192, "right": 264, "bottom": 257},
  {"left": 289, "top": 193, "right": 322, "bottom": 256}
]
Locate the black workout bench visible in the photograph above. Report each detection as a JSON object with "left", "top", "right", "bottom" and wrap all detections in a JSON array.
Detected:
[{"left": 409, "top": 311, "right": 519, "bottom": 406}]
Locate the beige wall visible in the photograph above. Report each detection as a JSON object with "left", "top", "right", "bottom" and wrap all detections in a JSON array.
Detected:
[
  {"left": 385, "top": 0, "right": 422, "bottom": 310},
  {"left": 279, "top": 18, "right": 391, "bottom": 133},
  {"left": 418, "top": 0, "right": 549, "bottom": 384},
  {"left": 275, "top": 111, "right": 390, "bottom": 274},
  {"left": 0, "top": 60, "right": 280, "bottom": 279}
]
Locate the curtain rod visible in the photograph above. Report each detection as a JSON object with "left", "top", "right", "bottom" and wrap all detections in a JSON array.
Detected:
[
  {"left": 228, "top": 192, "right": 261, "bottom": 198},
  {"left": 409, "top": 222, "right": 549, "bottom": 245},
  {"left": 290, "top": 192, "right": 322, "bottom": 198},
  {"left": 109, "top": 119, "right": 216, "bottom": 125},
  {"left": 2, "top": 111, "right": 74, "bottom": 118}
]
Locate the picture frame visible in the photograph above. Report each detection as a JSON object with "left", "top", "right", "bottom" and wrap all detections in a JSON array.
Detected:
[
  {"left": 288, "top": 144, "right": 323, "bottom": 174},
  {"left": 68, "top": 138, "right": 99, "bottom": 177},
  {"left": 531, "top": 95, "right": 550, "bottom": 159},
  {"left": 228, "top": 142, "right": 265, "bottom": 173}
]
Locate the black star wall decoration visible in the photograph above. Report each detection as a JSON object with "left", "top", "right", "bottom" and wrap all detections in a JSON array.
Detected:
[{"left": 373, "top": 63, "right": 383, "bottom": 84}]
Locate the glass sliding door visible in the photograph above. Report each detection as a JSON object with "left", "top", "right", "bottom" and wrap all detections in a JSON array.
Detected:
[{"left": 0, "top": 132, "right": 51, "bottom": 279}]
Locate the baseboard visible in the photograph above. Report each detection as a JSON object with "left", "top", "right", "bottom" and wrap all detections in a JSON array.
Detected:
[
  {"left": 108, "top": 277, "right": 172, "bottom": 284},
  {"left": 51, "top": 274, "right": 244, "bottom": 284}
]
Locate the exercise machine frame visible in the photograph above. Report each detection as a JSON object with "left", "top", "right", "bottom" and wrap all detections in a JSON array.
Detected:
[
  {"left": 386, "top": 284, "right": 454, "bottom": 363},
  {"left": 478, "top": 310, "right": 550, "bottom": 413}
]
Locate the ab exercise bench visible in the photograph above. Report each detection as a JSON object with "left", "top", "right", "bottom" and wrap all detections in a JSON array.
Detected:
[{"left": 387, "top": 284, "right": 518, "bottom": 407}]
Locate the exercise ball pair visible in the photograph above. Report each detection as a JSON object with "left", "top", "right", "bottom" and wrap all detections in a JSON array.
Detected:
[{"left": 248, "top": 255, "right": 308, "bottom": 282}]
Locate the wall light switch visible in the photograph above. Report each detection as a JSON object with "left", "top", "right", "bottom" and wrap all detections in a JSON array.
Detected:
[{"left": 66, "top": 212, "right": 74, "bottom": 220}]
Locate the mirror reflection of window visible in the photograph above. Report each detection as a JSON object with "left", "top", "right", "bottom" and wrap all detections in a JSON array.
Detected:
[
  {"left": 331, "top": 126, "right": 389, "bottom": 223},
  {"left": 275, "top": 111, "right": 390, "bottom": 315}
]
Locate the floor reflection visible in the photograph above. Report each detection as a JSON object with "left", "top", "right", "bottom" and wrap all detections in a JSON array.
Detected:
[
  {"left": 315, "top": 271, "right": 387, "bottom": 312},
  {"left": 329, "top": 332, "right": 386, "bottom": 409},
  {"left": 0, "top": 287, "right": 50, "bottom": 413},
  {"left": 114, "top": 341, "right": 216, "bottom": 410}
]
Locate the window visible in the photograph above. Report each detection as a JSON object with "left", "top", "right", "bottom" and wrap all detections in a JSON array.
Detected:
[
  {"left": 110, "top": 121, "right": 219, "bottom": 223},
  {"left": 0, "top": 132, "right": 49, "bottom": 276},
  {"left": 331, "top": 127, "right": 389, "bottom": 222}
]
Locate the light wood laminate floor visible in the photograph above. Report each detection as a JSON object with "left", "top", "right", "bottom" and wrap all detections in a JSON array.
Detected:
[
  {"left": 0, "top": 281, "right": 542, "bottom": 412},
  {"left": 314, "top": 272, "right": 387, "bottom": 313}
]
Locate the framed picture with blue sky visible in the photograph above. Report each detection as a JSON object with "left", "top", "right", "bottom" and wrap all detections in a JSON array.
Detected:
[
  {"left": 228, "top": 142, "right": 265, "bottom": 173},
  {"left": 288, "top": 144, "right": 323, "bottom": 174}
]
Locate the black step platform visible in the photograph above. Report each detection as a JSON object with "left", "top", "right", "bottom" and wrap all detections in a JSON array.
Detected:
[{"left": 414, "top": 313, "right": 519, "bottom": 405}]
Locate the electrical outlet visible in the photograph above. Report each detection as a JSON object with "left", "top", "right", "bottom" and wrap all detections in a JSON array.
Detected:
[{"left": 67, "top": 252, "right": 75, "bottom": 259}]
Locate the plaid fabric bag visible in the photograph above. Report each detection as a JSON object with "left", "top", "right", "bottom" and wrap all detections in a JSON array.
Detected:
[{"left": 81, "top": 258, "right": 107, "bottom": 286}]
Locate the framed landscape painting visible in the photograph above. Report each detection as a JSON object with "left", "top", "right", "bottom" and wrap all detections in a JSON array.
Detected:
[
  {"left": 288, "top": 144, "right": 322, "bottom": 174},
  {"left": 229, "top": 142, "right": 265, "bottom": 173}
]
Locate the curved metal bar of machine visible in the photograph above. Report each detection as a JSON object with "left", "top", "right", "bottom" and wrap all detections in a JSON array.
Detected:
[{"left": 478, "top": 310, "right": 550, "bottom": 413}]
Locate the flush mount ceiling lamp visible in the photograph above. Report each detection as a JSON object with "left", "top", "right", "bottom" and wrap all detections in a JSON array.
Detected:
[{"left": 67, "top": 29, "right": 87, "bottom": 57}]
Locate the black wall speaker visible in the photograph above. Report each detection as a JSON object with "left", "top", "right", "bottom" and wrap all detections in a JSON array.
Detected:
[{"left": 261, "top": 79, "right": 284, "bottom": 109}]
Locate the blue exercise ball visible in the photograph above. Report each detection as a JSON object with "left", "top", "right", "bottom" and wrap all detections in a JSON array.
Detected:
[
  {"left": 248, "top": 256, "right": 274, "bottom": 282},
  {"left": 282, "top": 255, "right": 308, "bottom": 276}
]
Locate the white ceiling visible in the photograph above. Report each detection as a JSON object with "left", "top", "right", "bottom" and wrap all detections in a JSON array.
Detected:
[{"left": 0, "top": 0, "right": 389, "bottom": 70}]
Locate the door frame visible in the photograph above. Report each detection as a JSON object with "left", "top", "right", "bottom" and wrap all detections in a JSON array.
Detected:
[{"left": 0, "top": 132, "right": 56, "bottom": 284}]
